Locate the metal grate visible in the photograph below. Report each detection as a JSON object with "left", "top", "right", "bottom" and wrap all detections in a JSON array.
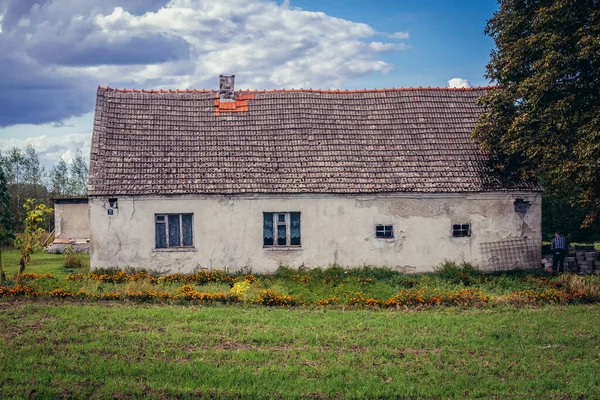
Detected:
[{"left": 479, "top": 238, "right": 539, "bottom": 271}]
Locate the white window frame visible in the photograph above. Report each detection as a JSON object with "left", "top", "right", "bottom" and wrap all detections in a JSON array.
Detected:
[
  {"left": 155, "top": 213, "right": 194, "bottom": 248},
  {"left": 264, "top": 212, "right": 301, "bottom": 248}
]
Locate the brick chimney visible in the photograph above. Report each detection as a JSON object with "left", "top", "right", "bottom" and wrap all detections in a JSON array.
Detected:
[{"left": 219, "top": 75, "right": 235, "bottom": 102}]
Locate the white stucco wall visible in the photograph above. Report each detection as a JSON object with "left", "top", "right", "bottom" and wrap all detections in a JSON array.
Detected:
[
  {"left": 55, "top": 202, "right": 90, "bottom": 240},
  {"left": 89, "top": 192, "right": 541, "bottom": 273}
]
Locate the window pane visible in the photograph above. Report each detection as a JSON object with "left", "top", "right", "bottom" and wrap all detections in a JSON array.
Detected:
[
  {"left": 384, "top": 226, "right": 393, "bottom": 238},
  {"left": 278, "top": 213, "right": 286, "bottom": 223},
  {"left": 376, "top": 225, "right": 384, "bottom": 231},
  {"left": 277, "top": 224, "right": 287, "bottom": 246},
  {"left": 155, "top": 223, "right": 166, "bottom": 248},
  {"left": 290, "top": 212, "right": 301, "bottom": 246},
  {"left": 168, "top": 215, "right": 181, "bottom": 247},
  {"left": 263, "top": 213, "right": 274, "bottom": 246},
  {"left": 182, "top": 214, "right": 193, "bottom": 246}
]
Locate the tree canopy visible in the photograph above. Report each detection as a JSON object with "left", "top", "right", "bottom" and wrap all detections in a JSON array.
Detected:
[{"left": 474, "top": 0, "right": 600, "bottom": 227}]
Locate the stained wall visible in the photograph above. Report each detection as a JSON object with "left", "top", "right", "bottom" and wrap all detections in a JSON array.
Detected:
[{"left": 89, "top": 192, "right": 541, "bottom": 273}]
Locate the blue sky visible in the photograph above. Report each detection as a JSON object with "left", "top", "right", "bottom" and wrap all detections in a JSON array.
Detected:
[{"left": 0, "top": 0, "right": 498, "bottom": 167}]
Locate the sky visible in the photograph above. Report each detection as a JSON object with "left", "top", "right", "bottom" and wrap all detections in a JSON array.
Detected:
[{"left": 0, "top": 0, "right": 498, "bottom": 169}]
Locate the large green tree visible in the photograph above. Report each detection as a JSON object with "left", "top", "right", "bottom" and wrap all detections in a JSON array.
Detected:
[{"left": 474, "top": 0, "right": 600, "bottom": 227}]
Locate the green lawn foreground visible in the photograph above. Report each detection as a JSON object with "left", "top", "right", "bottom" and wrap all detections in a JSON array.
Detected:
[{"left": 0, "top": 302, "right": 599, "bottom": 399}]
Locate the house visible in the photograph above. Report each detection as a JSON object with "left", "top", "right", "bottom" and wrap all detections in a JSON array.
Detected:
[
  {"left": 47, "top": 197, "right": 90, "bottom": 253},
  {"left": 88, "top": 75, "right": 541, "bottom": 273}
]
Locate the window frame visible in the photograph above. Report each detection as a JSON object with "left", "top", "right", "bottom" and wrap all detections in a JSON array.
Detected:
[
  {"left": 155, "top": 213, "right": 194, "bottom": 249},
  {"left": 452, "top": 223, "right": 471, "bottom": 238},
  {"left": 375, "top": 224, "right": 394, "bottom": 239},
  {"left": 263, "top": 212, "right": 301, "bottom": 248}
]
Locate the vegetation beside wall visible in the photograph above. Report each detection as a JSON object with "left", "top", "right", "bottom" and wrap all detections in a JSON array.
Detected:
[{"left": 1, "top": 251, "right": 599, "bottom": 308}]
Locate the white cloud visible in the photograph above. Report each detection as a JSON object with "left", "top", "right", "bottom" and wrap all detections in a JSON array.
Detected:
[
  {"left": 390, "top": 31, "right": 409, "bottom": 39},
  {"left": 90, "top": 0, "right": 404, "bottom": 90},
  {"left": 368, "top": 42, "right": 408, "bottom": 52},
  {"left": 447, "top": 77, "right": 471, "bottom": 88},
  {"left": 0, "top": 133, "right": 91, "bottom": 168},
  {"left": 0, "top": 0, "right": 410, "bottom": 128},
  {"left": 0, "top": 113, "right": 94, "bottom": 168}
]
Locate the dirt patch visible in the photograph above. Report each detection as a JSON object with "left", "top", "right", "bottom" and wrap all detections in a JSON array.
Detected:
[{"left": 402, "top": 347, "right": 442, "bottom": 355}]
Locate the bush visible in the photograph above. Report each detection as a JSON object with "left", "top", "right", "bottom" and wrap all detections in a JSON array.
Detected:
[
  {"left": 256, "top": 289, "right": 299, "bottom": 306},
  {"left": 64, "top": 255, "right": 84, "bottom": 269},
  {"left": 435, "top": 261, "right": 481, "bottom": 286}
]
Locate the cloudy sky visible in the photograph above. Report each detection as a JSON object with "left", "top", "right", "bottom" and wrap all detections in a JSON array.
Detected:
[{"left": 0, "top": 0, "right": 497, "bottom": 168}]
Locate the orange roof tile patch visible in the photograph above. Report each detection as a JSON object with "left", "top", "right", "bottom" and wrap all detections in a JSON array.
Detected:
[{"left": 213, "top": 92, "right": 255, "bottom": 116}]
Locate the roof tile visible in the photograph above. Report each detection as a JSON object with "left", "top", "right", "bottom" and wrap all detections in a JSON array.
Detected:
[{"left": 88, "top": 87, "right": 534, "bottom": 196}]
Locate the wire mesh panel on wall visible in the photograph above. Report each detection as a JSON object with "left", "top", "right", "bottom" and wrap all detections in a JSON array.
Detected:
[{"left": 479, "top": 238, "right": 539, "bottom": 271}]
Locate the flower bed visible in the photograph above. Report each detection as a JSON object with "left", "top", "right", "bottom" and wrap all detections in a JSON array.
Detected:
[{"left": 1, "top": 265, "right": 599, "bottom": 308}]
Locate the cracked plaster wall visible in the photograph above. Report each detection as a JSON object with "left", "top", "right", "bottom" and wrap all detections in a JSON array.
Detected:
[{"left": 89, "top": 192, "right": 541, "bottom": 273}]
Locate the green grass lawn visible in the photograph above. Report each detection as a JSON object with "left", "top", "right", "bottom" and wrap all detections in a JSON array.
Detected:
[
  {"left": 0, "top": 248, "right": 90, "bottom": 280},
  {"left": 1, "top": 249, "right": 600, "bottom": 398},
  {"left": 1, "top": 302, "right": 599, "bottom": 399}
]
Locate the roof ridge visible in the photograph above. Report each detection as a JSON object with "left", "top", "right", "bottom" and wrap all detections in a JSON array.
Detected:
[{"left": 98, "top": 85, "right": 497, "bottom": 94}]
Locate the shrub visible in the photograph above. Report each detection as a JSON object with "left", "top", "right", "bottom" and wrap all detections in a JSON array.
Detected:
[
  {"left": 315, "top": 297, "right": 339, "bottom": 306},
  {"left": 230, "top": 281, "right": 251, "bottom": 298},
  {"left": 64, "top": 255, "right": 84, "bottom": 269},
  {"left": 256, "top": 289, "right": 299, "bottom": 306},
  {"left": 124, "top": 278, "right": 158, "bottom": 293},
  {"left": 435, "top": 261, "right": 481, "bottom": 286}
]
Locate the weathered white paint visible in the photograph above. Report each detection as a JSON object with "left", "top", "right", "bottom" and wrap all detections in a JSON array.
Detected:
[
  {"left": 55, "top": 202, "right": 90, "bottom": 240},
  {"left": 89, "top": 192, "right": 541, "bottom": 273}
]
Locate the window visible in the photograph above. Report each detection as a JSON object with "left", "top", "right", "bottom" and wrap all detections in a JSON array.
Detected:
[
  {"left": 155, "top": 214, "right": 193, "bottom": 248},
  {"left": 452, "top": 223, "right": 471, "bottom": 237},
  {"left": 514, "top": 199, "right": 531, "bottom": 213},
  {"left": 375, "top": 225, "right": 394, "bottom": 238},
  {"left": 264, "top": 212, "right": 301, "bottom": 247}
]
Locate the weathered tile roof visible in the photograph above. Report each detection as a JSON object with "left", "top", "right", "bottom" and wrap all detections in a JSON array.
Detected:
[{"left": 89, "top": 86, "right": 534, "bottom": 196}]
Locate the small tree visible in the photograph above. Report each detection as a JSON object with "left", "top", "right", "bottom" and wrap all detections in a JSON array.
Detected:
[
  {"left": 68, "top": 149, "right": 89, "bottom": 196},
  {"left": 14, "top": 199, "right": 52, "bottom": 282},
  {"left": 49, "top": 158, "right": 70, "bottom": 197},
  {"left": 0, "top": 165, "right": 14, "bottom": 281}
]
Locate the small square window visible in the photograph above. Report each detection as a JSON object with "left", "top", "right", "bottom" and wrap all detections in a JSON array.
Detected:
[
  {"left": 375, "top": 225, "right": 394, "bottom": 238},
  {"left": 452, "top": 223, "right": 471, "bottom": 237},
  {"left": 514, "top": 199, "right": 531, "bottom": 213}
]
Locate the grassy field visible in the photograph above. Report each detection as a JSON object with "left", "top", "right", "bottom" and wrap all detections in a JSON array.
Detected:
[
  {"left": 0, "top": 248, "right": 90, "bottom": 280},
  {"left": 1, "top": 249, "right": 600, "bottom": 398},
  {"left": 1, "top": 302, "right": 599, "bottom": 399}
]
